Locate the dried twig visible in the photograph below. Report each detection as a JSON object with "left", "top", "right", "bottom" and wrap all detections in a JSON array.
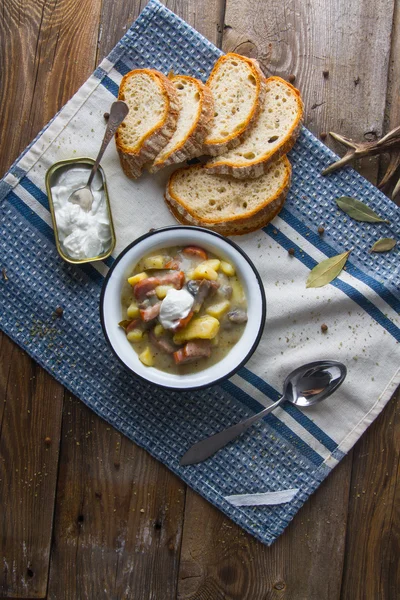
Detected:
[{"left": 322, "top": 126, "right": 400, "bottom": 199}]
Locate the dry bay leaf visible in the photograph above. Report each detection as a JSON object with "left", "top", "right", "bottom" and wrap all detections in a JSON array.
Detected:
[
  {"left": 370, "top": 238, "right": 397, "bottom": 253},
  {"left": 306, "top": 250, "right": 352, "bottom": 288},
  {"left": 336, "top": 197, "right": 389, "bottom": 223}
]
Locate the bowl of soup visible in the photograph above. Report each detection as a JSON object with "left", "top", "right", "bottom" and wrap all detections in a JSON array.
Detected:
[{"left": 100, "top": 226, "right": 266, "bottom": 390}]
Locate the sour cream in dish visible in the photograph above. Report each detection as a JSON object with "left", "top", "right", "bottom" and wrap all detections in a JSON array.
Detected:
[{"left": 51, "top": 166, "right": 112, "bottom": 260}]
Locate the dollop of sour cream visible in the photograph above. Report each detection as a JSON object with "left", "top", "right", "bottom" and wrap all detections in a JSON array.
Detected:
[
  {"left": 51, "top": 166, "right": 112, "bottom": 260},
  {"left": 159, "top": 288, "right": 194, "bottom": 330}
]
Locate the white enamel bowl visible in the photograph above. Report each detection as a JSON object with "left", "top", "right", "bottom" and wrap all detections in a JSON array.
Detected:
[{"left": 100, "top": 226, "right": 266, "bottom": 390}]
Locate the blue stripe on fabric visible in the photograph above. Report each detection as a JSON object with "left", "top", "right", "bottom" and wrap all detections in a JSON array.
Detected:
[
  {"left": 332, "top": 447, "right": 346, "bottom": 461},
  {"left": 221, "top": 379, "right": 325, "bottom": 467},
  {"left": 20, "top": 176, "right": 49, "bottom": 208},
  {"left": 279, "top": 207, "right": 400, "bottom": 314},
  {"left": 101, "top": 76, "right": 119, "bottom": 97},
  {"left": 94, "top": 66, "right": 107, "bottom": 79},
  {"left": 0, "top": 180, "right": 12, "bottom": 202},
  {"left": 114, "top": 60, "right": 131, "bottom": 76},
  {"left": 238, "top": 367, "right": 338, "bottom": 453},
  {"left": 8, "top": 191, "right": 54, "bottom": 243},
  {"left": 10, "top": 165, "right": 26, "bottom": 180},
  {"left": 7, "top": 191, "right": 104, "bottom": 287},
  {"left": 264, "top": 224, "right": 400, "bottom": 343},
  {"left": 104, "top": 255, "right": 115, "bottom": 267}
]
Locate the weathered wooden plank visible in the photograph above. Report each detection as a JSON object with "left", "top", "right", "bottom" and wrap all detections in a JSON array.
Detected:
[
  {"left": 340, "top": 388, "right": 400, "bottom": 600},
  {"left": 164, "top": 1, "right": 226, "bottom": 47},
  {"left": 0, "top": 0, "right": 102, "bottom": 176},
  {"left": 222, "top": 0, "right": 394, "bottom": 183},
  {"left": 96, "top": 0, "right": 144, "bottom": 63},
  {"left": 380, "top": 0, "right": 400, "bottom": 204},
  {"left": 97, "top": 0, "right": 225, "bottom": 65},
  {"left": 340, "top": 6, "right": 400, "bottom": 598},
  {"left": 178, "top": 455, "right": 351, "bottom": 600},
  {"left": 0, "top": 0, "right": 102, "bottom": 597},
  {"left": 0, "top": 333, "right": 64, "bottom": 598},
  {"left": 177, "top": 1, "right": 395, "bottom": 598},
  {"left": 47, "top": 394, "right": 186, "bottom": 600},
  {"left": 383, "top": 0, "right": 400, "bottom": 140}
]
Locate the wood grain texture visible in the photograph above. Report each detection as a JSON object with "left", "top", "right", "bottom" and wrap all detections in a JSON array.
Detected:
[
  {"left": 222, "top": 0, "right": 395, "bottom": 183},
  {"left": 0, "top": 0, "right": 102, "bottom": 176},
  {"left": 340, "top": 388, "right": 400, "bottom": 600},
  {"left": 0, "top": 334, "right": 64, "bottom": 598},
  {"left": 47, "top": 394, "right": 186, "bottom": 600},
  {"left": 97, "top": 0, "right": 225, "bottom": 65},
  {"left": 178, "top": 455, "right": 351, "bottom": 600},
  {"left": 0, "top": 0, "right": 102, "bottom": 597},
  {"left": 96, "top": 0, "right": 145, "bottom": 63},
  {"left": 384, "top": 0, "right": 400, "bottom": 138},
  {"left": 380, "top": 0, "right": 400, "bottom": 204},
  {"left": 164, "top": 0, "right": 226, "bottom": 47}
]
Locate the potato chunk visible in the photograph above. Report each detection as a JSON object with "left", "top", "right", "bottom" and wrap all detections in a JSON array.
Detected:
[
  {"left": 220, "top": 260, "right": 236, "bottom": 276},
  {"left": 201, "top": 259, "right": 221, "bottom": 271},
  {"left": 128, "top": 272, "right": 148, "bottom": 286},
  {"left": 127, "top": 302, "right": 140, "bottom": 318},
  {"left": 173, "top": 315, "right": 220, "bottom": 344},
  {"left": 142, "top": 255, "right": 167, "bottom": 270},
  {"left": 231, "top": 277, "right": 245, "bottom": 303},
  {"left": 155, "top": 284, "right": 172, "bottom": 299},
  {"left": 127, "top": 329, "right": 145, "bottom": 343},
  {"left": 153, "top": 323, "right": 165, "bottom": 337},
  {"left": 191, "top": 263, "right": 219, "bottom": 281},
  {"left": 206, "top": 300, "right": 231, "bottom": 319},
  {"left": 139, "top": 346, "right": 154, "bottom": 366}
]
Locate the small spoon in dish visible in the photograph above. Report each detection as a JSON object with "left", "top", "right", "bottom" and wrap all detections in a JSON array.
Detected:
[
  {"left": 180, "top": 360, "right": 347, "bottom": 466},
  {"left": 68, "top": 100, "right": 129, "bottom": 212}
]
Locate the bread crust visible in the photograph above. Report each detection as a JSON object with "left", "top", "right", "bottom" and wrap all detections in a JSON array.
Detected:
[
  {"left": 150, "top": 75, "right": 214, "bottom": 172},
  {"left": 202, "top": 54, "right": 265, "bottom": 157},
  {"left": 164, "top": 158, "right": 291, "bottom": 236},
  {"left": 115, "top": 69, "right": 180, "bottom": 179},
  {"left": 204, "top": 77, "right": 304, "bottom": 178}
]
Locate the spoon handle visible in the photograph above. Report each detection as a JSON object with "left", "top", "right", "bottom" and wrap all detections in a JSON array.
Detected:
[
  {"left": 180, "top": 395, "right": 285, "bottom": 466},
  {"left": 87, "top": 101, "right": 129, "bottom": 188}
]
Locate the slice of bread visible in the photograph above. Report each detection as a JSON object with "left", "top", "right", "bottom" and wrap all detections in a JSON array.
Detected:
[
  {"left": 165, "top": 157, "right": 291, "bottom": 236},
  {"left": 150, "top": 75, "right": 214, "bottom": 172},
  {"left": 204, "top": 77, "right": 303, "bottom": 178},
  {"left": 115, "top": 69, "right": 180, "bottom": 179},
  {"left": 202, "top": 53, "right": 265, "bottom": 157}
]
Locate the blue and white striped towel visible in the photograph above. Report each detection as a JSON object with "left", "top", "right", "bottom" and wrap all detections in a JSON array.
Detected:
[{"left": 0, "top": 0, "right": 399, "bottom": 545}]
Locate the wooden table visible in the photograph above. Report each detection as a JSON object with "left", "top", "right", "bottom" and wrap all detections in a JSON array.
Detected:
[{"left": 1, "top": 1, "right": 399, "bottom": 598}]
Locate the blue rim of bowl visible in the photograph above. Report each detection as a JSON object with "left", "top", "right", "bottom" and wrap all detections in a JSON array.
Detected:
[{"left": 99, "top": 225, "right": 267, "bottom": 392}]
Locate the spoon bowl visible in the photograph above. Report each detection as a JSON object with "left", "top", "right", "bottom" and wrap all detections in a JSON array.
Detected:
[
  {"left": 180, "top": 360, "right": 347, "bottom": 466},
  {"left": 283, "top": 360, "right": 347, "bottom": 407}
]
